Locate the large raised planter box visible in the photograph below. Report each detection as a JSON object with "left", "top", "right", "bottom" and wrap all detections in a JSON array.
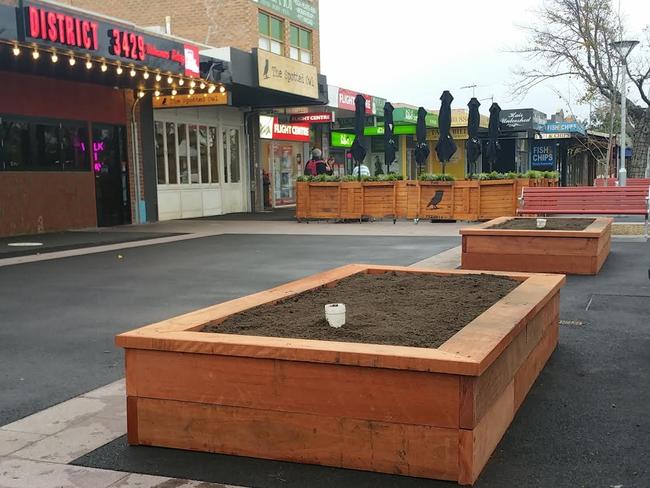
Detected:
[
  {"left": 460, "top": 217, "right": 612, "bottom": 275},
  {"left": 117, "top": 264, "right": 564, "bottom": 485}
]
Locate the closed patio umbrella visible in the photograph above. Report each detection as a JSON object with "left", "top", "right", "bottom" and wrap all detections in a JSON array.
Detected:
[
  {"left": 384, "top": 102, "right": 397, "bottom": 174},
  {"left": 351, "top": 94, "right": 367, "bottom": 180},
  {"left": 486, "top": 102, "right": 501, "bottom": 172},
  {"left": 435, "top": 90, "right": 457, "bottom": 174},
  {"left": 466, "top": 97, "right": 482, "bottom": 177},
  {"left": 414, "top": 107, "right": 430, "bottom": 177}
]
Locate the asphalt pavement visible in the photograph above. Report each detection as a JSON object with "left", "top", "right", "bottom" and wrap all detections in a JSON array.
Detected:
[
  {"left": 71, "top": 241, "right": 650, "bottom": 488},
  {"left": 0, "top": 233, "right": 456, "bottom": 426}
]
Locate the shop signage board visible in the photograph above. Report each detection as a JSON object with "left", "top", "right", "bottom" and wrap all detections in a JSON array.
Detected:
[
  {"left": 16, "top": 1, "right": 199, "bottom": 76},
  {"left": 544, "top": 121, "right": 586, "bottom": 135},
  {"left": 260, "top": 115, "right": 311, "bottom": 142},
  {"left": 371, "top": 96, "right": 387, "bottom": 116},
  {"left": 500, "top": 109, "right": 547, "bottom": 131},
  {"left": 338, "top": 88, "right": 372, "bottom": 113},
  {"left": 257, "top": 49, "right": 318, "bottom": 99},
  {"left": 153, "top": 92, "right": 228, "bottom": 108},
  {"left": 392, "top": 107, "right": 438, "bottom": 127},
  {"left": 331, "top": 131, "right": 355, "bottom": 148},
  {"left": 530, "top": 140, "right": 557, "bottom": 170},
  {"left": 251, "top": 0, "right": 319, "bottom": 29},
  {"left": 331, "top": 125, "right": 418, "bottom": 147},
  {"left": 540, "top": 132, "right": 572, "bottom": 140},
  {"left": 290, "top": 112, "right": 334, "bottom": 123}
]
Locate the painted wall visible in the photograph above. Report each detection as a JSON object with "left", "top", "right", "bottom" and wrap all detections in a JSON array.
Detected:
[{"left": 0, "top": 71, "right": 129, "bottom": 236}]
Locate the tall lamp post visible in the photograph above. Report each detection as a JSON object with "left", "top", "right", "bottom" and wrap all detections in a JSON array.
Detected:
[{"left": 611, "top": 40, "right": 639, "bottom": 186}]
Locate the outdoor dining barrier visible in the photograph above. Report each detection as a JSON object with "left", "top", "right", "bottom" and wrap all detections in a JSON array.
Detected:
[{"left": 296, "top": 178, "right": 558, "bottom": 222}]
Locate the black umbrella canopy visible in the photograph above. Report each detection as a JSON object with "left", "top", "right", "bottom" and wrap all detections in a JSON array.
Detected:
[
  {"left": 383, "top": 102, "right": 398, "bottom": 174},
  {"left": 351, "top": 94, "right": 367, "bottom": 178},
  {"left": 486, "top": 102, "right": 501, "bottom": 172},
  {"left": 414, "top": 107, "right": 430, "bottom": 171},
  {"left": 435, "top": 90, "right": 457, "bottom": 173},
  {"left": 466, "top": 97, "right": 482, "bottom": 175}
]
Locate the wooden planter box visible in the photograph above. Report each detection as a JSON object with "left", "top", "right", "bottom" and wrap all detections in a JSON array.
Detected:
[
  {"left": 460, "top": 217, "right": 612, "bottom": 275},
  {"left": 117, "top": 264, "right": 564, "bottom": 485}
]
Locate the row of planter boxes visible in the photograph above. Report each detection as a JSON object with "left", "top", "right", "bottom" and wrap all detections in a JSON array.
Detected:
[{"left": 296, "top": 178, "right": 558, "bottom": 221}]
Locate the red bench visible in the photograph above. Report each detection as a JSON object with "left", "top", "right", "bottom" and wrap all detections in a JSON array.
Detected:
[{"left": 518, "top": 186, "right": 650, "bottom": 238}]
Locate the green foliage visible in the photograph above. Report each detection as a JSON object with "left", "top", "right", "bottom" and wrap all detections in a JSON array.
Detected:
[
  {"left": 297, "top": 174, "right": 341, "bottom": 182},
  {"left": 376, "top": 173, "right": 403, "bottom": 181},
  {"left": 542, "top": 170, "right": 560, "bottom": 178},
  {"left": 418, "top": 173, "right": 456, "bottom": 181},
  {"left": 477, "top": 171, "right": 509, "bottom": 180}
]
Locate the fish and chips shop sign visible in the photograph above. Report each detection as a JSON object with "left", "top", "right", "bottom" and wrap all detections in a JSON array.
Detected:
[
  {"left": 500, "top": 109, "right": 547, "bottom": 131},
  {"left": 544, "top": 121, "right": 586, "bottom": 135},
  {"left": 530, "top": 140, "right": 556, "bottom": 171}
]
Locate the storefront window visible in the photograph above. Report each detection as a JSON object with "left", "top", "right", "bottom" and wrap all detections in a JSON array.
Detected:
[
  {"left": 289, "top": 24, "right": 312, "bottom": 64},
  {"left": 199, "top": 126, "right": 209, "bottom": 184},
  {"left": 0, "top": 115, "right": 90, "bottom": 171},
  {"left": 258, "top": 11, "right": 283, "bottom": 55},
  {"left": 209, "top": 126, "right": 219, "bottom": 183},
  {"left": 189, "top": 125, "right": 199, "bottom": 183},
  {"left": 166, "top": 122, "right": 177, "bottom": 184},
  {"left": 155, "top": 121, "right": 166, "bottom": 184},
  {"left": 177, "top": 123, "right": 189, "bottom": 184}
]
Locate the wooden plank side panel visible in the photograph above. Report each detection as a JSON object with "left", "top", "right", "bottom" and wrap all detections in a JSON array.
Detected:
[
  {"left": 462, "top": 250, "right": 595, "bottom": 275},
  {"left": 514, "top": 320, "right": 559, "bottom": 411},
  {"left": 458, "top": 381, "right": 515, "bottom": 485},
  {"left": 127, "top": 349, "right": 461, "bottom": 428},
  {"left": 295, "top": 182, "right": 309, "bottom": 218},
  {"left": 459, "top": 293, "right": 558, "bottom": 428},
  {"left": 464, "top": 234, "right": 598, "bottom": 256},
  {"left": 135, "top": 397, "right": 460, "bottom": 481}
]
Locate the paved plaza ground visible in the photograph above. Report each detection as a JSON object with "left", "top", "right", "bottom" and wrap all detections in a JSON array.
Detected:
[{"left": 0, "top": 217, "right": 648, "bottom": 487}]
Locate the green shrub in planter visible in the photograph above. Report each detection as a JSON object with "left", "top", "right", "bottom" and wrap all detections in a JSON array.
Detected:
[
  {"left": 542, "top": 171, "right": 559, "bottom": 178},
  {"left": 418, "top": 173, "right": 455, "bottom": 181}
]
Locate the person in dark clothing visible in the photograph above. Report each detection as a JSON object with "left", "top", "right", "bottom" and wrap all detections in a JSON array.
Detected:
[{"left": 304, "top": 148, "right": 332, "bottom": 176}]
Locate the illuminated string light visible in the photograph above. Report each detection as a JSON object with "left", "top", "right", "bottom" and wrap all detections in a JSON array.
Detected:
[
  {"left": 100, "top": 63, "right": 107, "bottom": 72},
  {"left": 85, "top": 59, "right": 92, "bottom": 69},
  {"left": 143, "top": 70, "right": 150, "bottom": 80},
  {"left": 12, "top": 44, "right": 20, "bottom": 56},
  {"left": 137, "top": 90, "right": 145, "bottom": 98},
  {"left": 155, "top": 72, "right": 162, "bottom": 82},
  {"left": 116, "top": 64, "right": 123, "bottom": 75},
  {"left": 129, "top": 67, "right": 136, "bottom": 77},
  {"left": 189, "top": 80, "right": 196, "bottom": 88},
  {"left": 178, "top": 78, "right": 184, "bottom": 86},
  {"left": 167, "top": 75, "right": 173, "bottom": 84},
  {"left": 154, "top": 89, "right": 160, "bottom": 97},
  {"left": 207, "top": 84, "right": 216, "bottom": 94},
  {"left": 51, "top": 52, "right": 58, "bottom": 63},
  {"left": 171, "top": 88, "right": 177, "bottom": 96},
  {"left": 218, "top": 85, "right": 226, "bottom": 93},
  {"left": 188, "top": 88, "right": 195, "bottom": 95},
  {"left": 32, "top": 48, "right": 40, "bottom": 60},
  {"left": 68, "top": 56, "right": 76, "bottom": 66},
  {"left": 199, "top": 82, "right": 205, "bottom": 90}
]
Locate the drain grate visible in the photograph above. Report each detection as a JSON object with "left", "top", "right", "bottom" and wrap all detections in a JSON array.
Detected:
[{"left": 559, "top": 319, "right": 586, "bottom": 326}]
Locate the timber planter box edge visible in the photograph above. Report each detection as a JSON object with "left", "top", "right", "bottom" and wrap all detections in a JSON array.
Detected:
[
  {"left": 117, "top": 264, "right": 565, "bottom": 485},
  {"left": 460, "top": 217, "right": 613, "bottom": 275}
]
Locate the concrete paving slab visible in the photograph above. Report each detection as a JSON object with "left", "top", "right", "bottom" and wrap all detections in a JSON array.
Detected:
[
  {"left": 0, "top": 431, "right": 44, "bottom": 457},
  {"left": 410, "top": 245, "right": 461, "bottom": 269},
  {"left": 81, "top": 380, "right": 126, "bottom": 400},
  {"left": 0, "top": 457, "right": 127, "bottom": 488},
  {"left": 108, "top": 473, "right": 245, "bottom": 487},
  {"left": 11, "top": 416, "right": 124, "bottom": 464}
]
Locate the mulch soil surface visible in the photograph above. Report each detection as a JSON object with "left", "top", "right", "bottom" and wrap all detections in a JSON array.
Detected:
[
  {"left": 202, "top": 272, "right": 519, "bottom": 348},
  {"left": 490, "top": 218, "right": 595, "bottom": 231}
]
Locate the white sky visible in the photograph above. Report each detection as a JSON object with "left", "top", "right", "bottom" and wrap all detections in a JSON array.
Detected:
[{"left": 319, "top": 0, "right": 650, "bottom": 120}]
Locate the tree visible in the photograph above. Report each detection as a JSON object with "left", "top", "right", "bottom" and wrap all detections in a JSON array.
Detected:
[{"left": 514, "top": 0, "right": 650, "bottom": 177}]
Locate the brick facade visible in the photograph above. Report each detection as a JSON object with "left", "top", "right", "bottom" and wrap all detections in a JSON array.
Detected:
[{"left": 65, "top": 0, "right": 321, "bottom": 69}]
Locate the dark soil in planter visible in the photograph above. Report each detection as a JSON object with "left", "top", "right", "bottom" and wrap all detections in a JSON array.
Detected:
[
  {"left": 490, "top": 218, "right": 595, "bottom": 231},
  {"left": 202, "top": 273, "right": 519, "bottom": 348}
]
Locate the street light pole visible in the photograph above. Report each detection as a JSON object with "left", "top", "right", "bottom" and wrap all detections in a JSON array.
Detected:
[{"left": 611, "top": 40, "right": 639, "bottom": 186}]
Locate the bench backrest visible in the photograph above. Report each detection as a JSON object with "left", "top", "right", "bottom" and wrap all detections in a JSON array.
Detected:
[
  {"left": 594, "top": 178, "right": 650, "bottom": 187},
  {"left": 520, "top": 186, "right": 650, "bottom": 215}
]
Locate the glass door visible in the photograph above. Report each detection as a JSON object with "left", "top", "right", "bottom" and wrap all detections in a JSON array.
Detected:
[
  {"left": 221, "top": 126, "right": 244, "bottom": 213},
  {"left": 92, "top": 124, "right": 130, "bottom": 226}
]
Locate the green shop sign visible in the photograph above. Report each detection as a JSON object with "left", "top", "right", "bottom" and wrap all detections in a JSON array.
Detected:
[
  {"left": 392, "top": 107, "right": 438, "bottom": 127},
  {"left": 252, "top": 0, "right": 319, "bottom": 29},
  {"left": 331, "top": 126, "right": 419, "bottom": 147}
]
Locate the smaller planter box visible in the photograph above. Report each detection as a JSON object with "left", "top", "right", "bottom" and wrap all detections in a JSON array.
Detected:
[
  {"left": 460, "top": 217, "right": 612, "bottom": 275},
  {"left": 117, "top": 264, "right": 564, "bottom": 485}
]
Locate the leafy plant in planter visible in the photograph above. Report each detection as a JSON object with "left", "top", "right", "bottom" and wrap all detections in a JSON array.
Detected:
[{"left": 418, "top": 173, "right": 456, "bottom": 181}]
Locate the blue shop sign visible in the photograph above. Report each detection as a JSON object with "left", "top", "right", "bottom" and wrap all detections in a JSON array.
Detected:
[
  {"left": 530, "top": 141, "right": 556, "bottom": 170},
  {"left": 544, "top": 122, "right": 586, "bottom": 135}
]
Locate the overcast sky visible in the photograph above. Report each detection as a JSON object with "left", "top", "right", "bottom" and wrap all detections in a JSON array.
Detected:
[{"left": 319, "top": 0, "right": 650, "bottom": 120}]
